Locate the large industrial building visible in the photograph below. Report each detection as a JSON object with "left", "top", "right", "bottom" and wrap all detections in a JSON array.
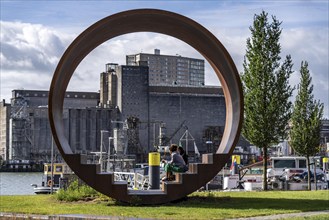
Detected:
[
  {"left": 99, "top": 63, "right": 237, "bottom": 159},
  {"left": 2, "top": 50, "right": 327, "bottom": 168},
  {"left": 0, "top": 90, "right": 117, "bottom": 163},
  {"left": 0, "top": 51, "right": 233, "bottom": 165}
]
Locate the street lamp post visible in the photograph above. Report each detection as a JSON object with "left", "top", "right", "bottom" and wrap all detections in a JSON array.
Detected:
[
  {"left": 50, "top": 137, "right": 54, "bottom": 194},
  {"left": 99, "top": 130, "right": 109, "bottom": 172},
  {"left": 107, "top": 137, "right": 113, "bottom": 172}
]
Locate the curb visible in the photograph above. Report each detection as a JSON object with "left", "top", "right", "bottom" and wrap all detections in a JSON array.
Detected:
[{"left": 229, "top": 210, "right": 329, "bottom": 220}]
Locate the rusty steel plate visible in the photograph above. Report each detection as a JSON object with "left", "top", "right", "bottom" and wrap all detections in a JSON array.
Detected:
[{"left": 49, "top": 9, "right": 243, "bottom": 204}]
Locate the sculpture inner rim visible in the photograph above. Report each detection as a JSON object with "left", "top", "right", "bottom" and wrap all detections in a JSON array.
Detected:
[{"left": 48, "top": 9, "right": 243, "bottom": 204}]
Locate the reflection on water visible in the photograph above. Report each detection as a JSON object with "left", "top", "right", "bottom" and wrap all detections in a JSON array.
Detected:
[{"left": 0, "top": 172, "right": 43, "bottom": 195}]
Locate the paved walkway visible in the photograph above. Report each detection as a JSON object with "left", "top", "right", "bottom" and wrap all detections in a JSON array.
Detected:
[
  {"left": 1, "top": 210, "right": 329, "bottom": 219},
  {"left": 231, "top": 210, "right": 329, "bottom": 220}
]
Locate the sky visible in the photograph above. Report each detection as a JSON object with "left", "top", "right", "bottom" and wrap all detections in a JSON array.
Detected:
[{"left": 1, "top": 0, "right": 328, "bottom": 118}]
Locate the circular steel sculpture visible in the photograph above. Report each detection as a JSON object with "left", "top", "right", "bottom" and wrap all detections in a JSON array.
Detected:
[{"left": 49, "top": 9, "right": 243, "bottom": 204}]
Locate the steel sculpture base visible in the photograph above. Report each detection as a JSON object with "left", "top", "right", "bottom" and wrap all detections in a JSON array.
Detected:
[{"left": 48, "top": 9, "right": 243, "bottom": 204}]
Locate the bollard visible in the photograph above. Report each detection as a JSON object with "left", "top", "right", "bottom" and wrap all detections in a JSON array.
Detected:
[{"left": 148, "top": 152, "right": 160, "bottom": 189}]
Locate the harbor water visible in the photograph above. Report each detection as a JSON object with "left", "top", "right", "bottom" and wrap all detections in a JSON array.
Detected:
[{"left": 0, "top": 172, "right": 43, "bottom": 195}]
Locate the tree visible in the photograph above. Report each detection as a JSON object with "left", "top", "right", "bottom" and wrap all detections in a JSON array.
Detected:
[
  {"left": 289, "top": 61, "right": 324, "bottom": 190},
  {"left": 241, "top": 11, "right": 294, "bottom": 190}
]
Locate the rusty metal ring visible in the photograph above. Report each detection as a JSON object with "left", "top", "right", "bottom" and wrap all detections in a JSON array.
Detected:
[{"left": 49, "top": 9, "right": 243, "bottom": 204}]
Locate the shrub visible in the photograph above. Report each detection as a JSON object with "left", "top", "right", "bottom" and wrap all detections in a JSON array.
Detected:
[{"left": 54, "top": 179, "right": 99, "bottom": 202}]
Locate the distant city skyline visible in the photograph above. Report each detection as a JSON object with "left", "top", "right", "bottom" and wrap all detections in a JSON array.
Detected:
[{"left": 1, "top": 1, "right": 328, "bottom": 118}]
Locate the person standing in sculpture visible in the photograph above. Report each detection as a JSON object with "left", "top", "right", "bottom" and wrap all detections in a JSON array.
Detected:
[{"left": 162, "top": 144, "right": 188, "bottom": 181}]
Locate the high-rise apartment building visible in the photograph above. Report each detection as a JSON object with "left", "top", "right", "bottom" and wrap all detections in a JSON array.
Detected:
[{"left": 126, "top": 49, "right": 205, "bottom": 86}]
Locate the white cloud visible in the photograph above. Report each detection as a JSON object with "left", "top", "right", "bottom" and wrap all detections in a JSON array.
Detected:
[
  {"left": 1, "top": 69, "right": 52, "bottom": 92},
  {"left": 0, "top": 21, "right": 73, "bottom": 71},
  {"left": 0, "top": 21, "right": 73, "bottom": 100},
  {"left": 282, "top": 28, "right": 328, "bottom": 65},
  {"left": 281, "top": 27, "right": 329, "bottom": 118},
  {"left": 1, "top": 16, "right": 328, "bottom": 118}
]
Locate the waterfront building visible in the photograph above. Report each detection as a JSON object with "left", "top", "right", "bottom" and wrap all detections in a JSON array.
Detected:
[
  {"left": 3, "top": 51, "right": 303, "bottom": 165},
  {"left": 99, "top": 63, "right": 249, "bottom": 158},
  {"left": 0, "top": 90, "right": 117, "bottom": 162},
  {"left": 0, "top": 101, "right": 10, "bottom": 161}
]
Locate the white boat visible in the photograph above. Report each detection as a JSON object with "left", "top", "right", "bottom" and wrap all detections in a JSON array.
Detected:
[
  {"left": 31, "top": 163, "right": 72, "bottom": 194},
  {"left": 31, "top": 185, "right": 59, "bottom": 194}
]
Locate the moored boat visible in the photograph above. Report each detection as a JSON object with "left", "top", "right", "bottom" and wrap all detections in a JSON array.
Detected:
[{"left": 31, "top": 163, "right": 73, "bottom": 194}]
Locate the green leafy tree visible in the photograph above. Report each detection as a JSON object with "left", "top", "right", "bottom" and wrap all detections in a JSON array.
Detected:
[
  {"left": 289, "top": 61, "right": 324, "bottom": 190},
  {"left": 242, "top": 11, "right": 294, "bottom": 190}
]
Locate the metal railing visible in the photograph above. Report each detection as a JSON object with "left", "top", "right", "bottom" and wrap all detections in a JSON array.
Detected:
[{"left": 114, "top": 172, "right": 149, "bottom": 190}]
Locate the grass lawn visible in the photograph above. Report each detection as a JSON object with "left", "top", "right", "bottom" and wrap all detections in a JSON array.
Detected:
[{"left": 1, "top": 190, "right": 328, "bottom": 219}]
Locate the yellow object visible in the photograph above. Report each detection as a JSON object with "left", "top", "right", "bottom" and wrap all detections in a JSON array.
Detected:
[
  {"left": 44, "top": 163, "right": 64, "bottom": 175},
  {"left": 232, "top": 155, "right": 241, "bottom": 164},
  {"left": 149, "top": 152, "right": 160, "bottom": 166},
  {"left": 323, "top": 157, "right": 329, "bottom": 163}
]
